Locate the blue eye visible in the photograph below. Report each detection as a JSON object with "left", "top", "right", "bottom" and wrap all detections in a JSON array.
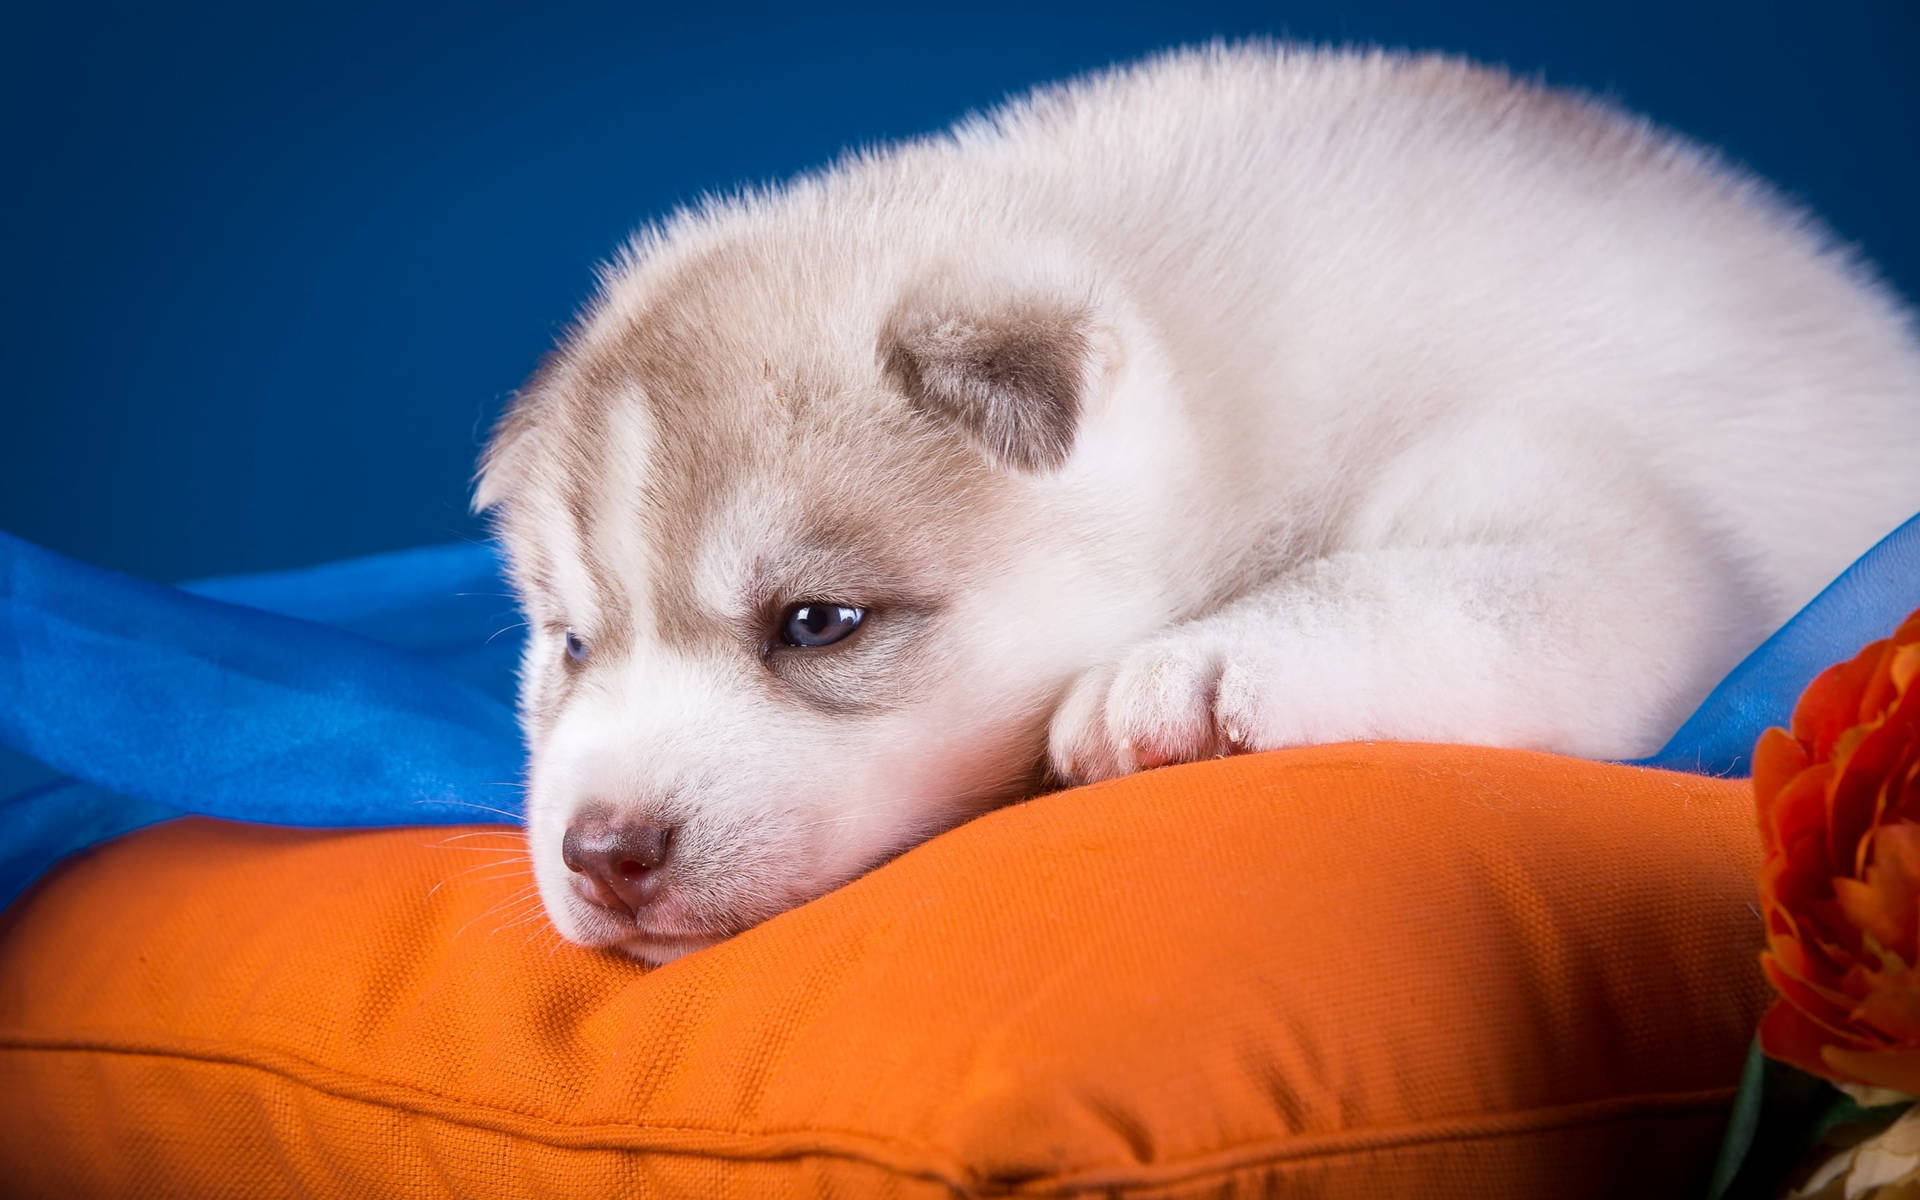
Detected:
[
  {"left": 778, "top": 603, "right": 865, "bottom": 648},
  {"left": 564, "top": 629, "right": 589, "bottom": 663}
]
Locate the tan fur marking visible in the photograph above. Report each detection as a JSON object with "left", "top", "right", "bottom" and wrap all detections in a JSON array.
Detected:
[{"left": 881, "top": 297, "right": 1094, "bottom": 472}]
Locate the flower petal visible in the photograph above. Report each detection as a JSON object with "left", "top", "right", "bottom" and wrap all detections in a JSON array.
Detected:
[
  {"left": 1797, "top": 641, "right": 1892, "bottom": 760},
  {"left": 1822, "top": 1046, "right": 1920, "bottom": 1096},
  {"left": 1840, "top": 723, "right": 1920, "bottom": 875},
  {"left": 1859, "top": 983, "right": 1920, "bottom": 1045},
  {"left": 1755, "top": 608, "right": 1920, "bottom": 1093},
  {"left": 1892, "top": 642, "right": 1920, "bottom": 698},
  {"left": 1864, "top": 639, "right": 1920, "bottom": 719},
  {"left": 1764, "top": 953, "right": 1866, "bottom": 1035},
  {"left": 1761, "top": 761, "right": 1838, "bottom": 875},
  {"left": 1836, "top": 825, "right": 1920, "bottom": 963},
  {"left": 1762, "top": 997, "right": 1862, "bottom": 1080},
  {"left": 1757, "top": 727, "right": 1813, "bottom": 854}
]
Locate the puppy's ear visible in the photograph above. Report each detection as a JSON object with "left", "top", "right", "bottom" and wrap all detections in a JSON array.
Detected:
[
  {"left": 473, "top": 399, "right": 534, "bottom": 514},
  {"left": 881, "top": 298, "right": 1099, "bottom": 472},
  {"left": 472, "top": 357, "right": 559, "bottom": 514}
]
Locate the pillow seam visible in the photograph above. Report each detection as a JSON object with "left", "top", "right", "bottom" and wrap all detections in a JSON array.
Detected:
[{"left": 0, "top": 1035, "right": 1735, "bottom": 1194}]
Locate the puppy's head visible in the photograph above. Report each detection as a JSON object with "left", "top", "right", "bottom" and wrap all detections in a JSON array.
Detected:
[{"left": 478, "top": 221, "right": 1184, "bottom": 963}]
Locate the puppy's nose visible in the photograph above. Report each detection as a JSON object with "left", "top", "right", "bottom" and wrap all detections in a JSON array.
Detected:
[{"left": 561, "top": 813, "right": 675, "bottom": 915}]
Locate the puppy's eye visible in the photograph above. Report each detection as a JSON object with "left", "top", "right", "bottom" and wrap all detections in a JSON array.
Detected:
[
  {"left": 564, "top": 629, "right": 590, "bottom": 663},
  {"left": 777, "top": 603, "right": 865, "bottom": 648}
]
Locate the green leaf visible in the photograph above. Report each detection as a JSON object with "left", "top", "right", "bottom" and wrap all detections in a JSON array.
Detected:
[
  {"left": 1808, "top": 1095, "right": 1909, "bottom": 1144},
  {"left": 1707, "top": 1037, "right": 1767, "bottom": 1200},
  {"left": 1703, "top": 1038, "right": 1911, "bottom": 1199}
]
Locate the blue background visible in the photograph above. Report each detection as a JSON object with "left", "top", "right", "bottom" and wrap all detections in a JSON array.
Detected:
[{"left": 3, "top": 0, "right": 1916, "bottom": 584}]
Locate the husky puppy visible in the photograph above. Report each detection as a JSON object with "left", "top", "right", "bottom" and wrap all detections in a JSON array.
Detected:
[{"left": 477, "top": 44, "right": 1920, "bottom": 964}]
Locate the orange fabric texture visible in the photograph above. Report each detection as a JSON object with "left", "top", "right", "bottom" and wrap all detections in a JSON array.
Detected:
[{"left": 0, "top": 744, "right": 1768, "bottom": 1197}]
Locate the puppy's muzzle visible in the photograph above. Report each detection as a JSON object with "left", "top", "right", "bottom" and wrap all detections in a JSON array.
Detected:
[{"left": 561, "top": 809, "right": 675, "bottom": 916}]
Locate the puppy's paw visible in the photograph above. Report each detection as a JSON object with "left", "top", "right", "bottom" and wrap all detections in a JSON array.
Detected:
[{"left": 1049, "top": 629, "right": 1268, "bottom": 785}]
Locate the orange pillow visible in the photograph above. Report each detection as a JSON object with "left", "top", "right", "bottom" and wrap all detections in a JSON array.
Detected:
[{"left": 0, "top": 744, "right": 1766, "bottom": 1197}]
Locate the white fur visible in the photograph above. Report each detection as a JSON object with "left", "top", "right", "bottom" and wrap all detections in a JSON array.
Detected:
[{"left": 481, "top": 45, "right": 1920, "bottom": 963}]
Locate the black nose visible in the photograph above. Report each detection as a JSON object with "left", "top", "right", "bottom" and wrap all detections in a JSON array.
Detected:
[{"left": 561, "top": 812, "right": 675, "bottom": 915}]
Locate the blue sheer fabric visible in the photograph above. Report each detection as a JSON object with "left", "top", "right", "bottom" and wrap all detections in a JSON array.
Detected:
[
  {"left": 1633, "top": 512, "right": 1920, "bottom": 775},
  {"left": 1, "top": 513, "right": 1916, "bottom": 911},
  {"left": 0, "top": 533, "right": 526, "bottom": 908}
]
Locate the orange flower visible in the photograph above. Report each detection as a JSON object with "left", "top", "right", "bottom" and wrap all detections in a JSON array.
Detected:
[{"left": 1757, "top": 606, "right": 1920, "bottom": 1093}]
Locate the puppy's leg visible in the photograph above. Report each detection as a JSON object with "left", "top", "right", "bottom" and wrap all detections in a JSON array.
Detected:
[{"left": 1048, "top": 532, "right": 1753, "bottom": 784}]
